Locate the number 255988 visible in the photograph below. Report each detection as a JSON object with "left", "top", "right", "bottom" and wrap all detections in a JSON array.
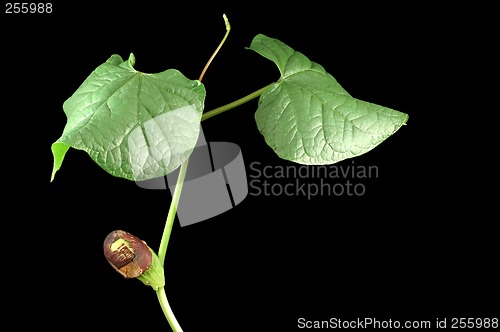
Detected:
[{"left": 5, "top": 3, "right": 53, "bottom": 14}]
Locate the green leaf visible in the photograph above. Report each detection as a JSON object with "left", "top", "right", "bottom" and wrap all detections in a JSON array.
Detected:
[
  {"left": 248, "top": 34, "right": 408, "bottom": 165},
  {"left": 51, "top": 53, "right": 205, "bottom": 182}
]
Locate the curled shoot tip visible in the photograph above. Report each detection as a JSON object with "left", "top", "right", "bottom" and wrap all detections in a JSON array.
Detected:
[
  {"left": 223, "top": 14, "right": 231, "bottom": 31},
  {"left": 198, "top": 14, "right": 232, "bottom": 82}
]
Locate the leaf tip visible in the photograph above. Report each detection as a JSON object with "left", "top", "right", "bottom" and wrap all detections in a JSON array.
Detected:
[
  {"left": 50, "top": 158, "right": 60, "bottom": 182},
  {"left": 50, "top": 142, "right": 70, "bottom": 183},
  {"left": 401, "top": 113, "right": 409, "bottom": 125}
]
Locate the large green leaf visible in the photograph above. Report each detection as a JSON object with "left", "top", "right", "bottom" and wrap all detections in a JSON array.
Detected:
[
  {"left": 248, "top": 34, "right": 408, "bottom": 165},
  {"left": 51, "top": 53, "right": 205, "bottom": 181}
]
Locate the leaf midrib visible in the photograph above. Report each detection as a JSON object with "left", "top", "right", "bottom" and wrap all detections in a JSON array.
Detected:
[{"left": 64, "top": 71, "right": 139, "bottom": 140}]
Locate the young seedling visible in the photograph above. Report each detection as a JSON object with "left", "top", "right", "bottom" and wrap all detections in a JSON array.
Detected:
[{"left": 50, "top": 15, "right": 408, "bottom": 331}]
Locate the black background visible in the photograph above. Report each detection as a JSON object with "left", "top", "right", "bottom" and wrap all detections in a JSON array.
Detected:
[{"left": 2, "top": 1, "right": 497, "bottom": 331}]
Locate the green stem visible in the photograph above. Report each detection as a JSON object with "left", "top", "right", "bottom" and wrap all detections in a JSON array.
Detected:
[
  {"left": 156, "top": 287, "right": 183, "bottom": 332},
  {"left": 153, "top": 14, "right": 275, "bottom": 332},
  {"left": 158, "top": 158, "right": 189, "bottom": 265},
  {"left": 201, "top": 83, "right": 274, "bottom": 122},
  {"left": 154, "top": 14, "right": 232, "bottom": 332},
  {"left": 155, "top": 159, "right": 188, "bottom": 332}
]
